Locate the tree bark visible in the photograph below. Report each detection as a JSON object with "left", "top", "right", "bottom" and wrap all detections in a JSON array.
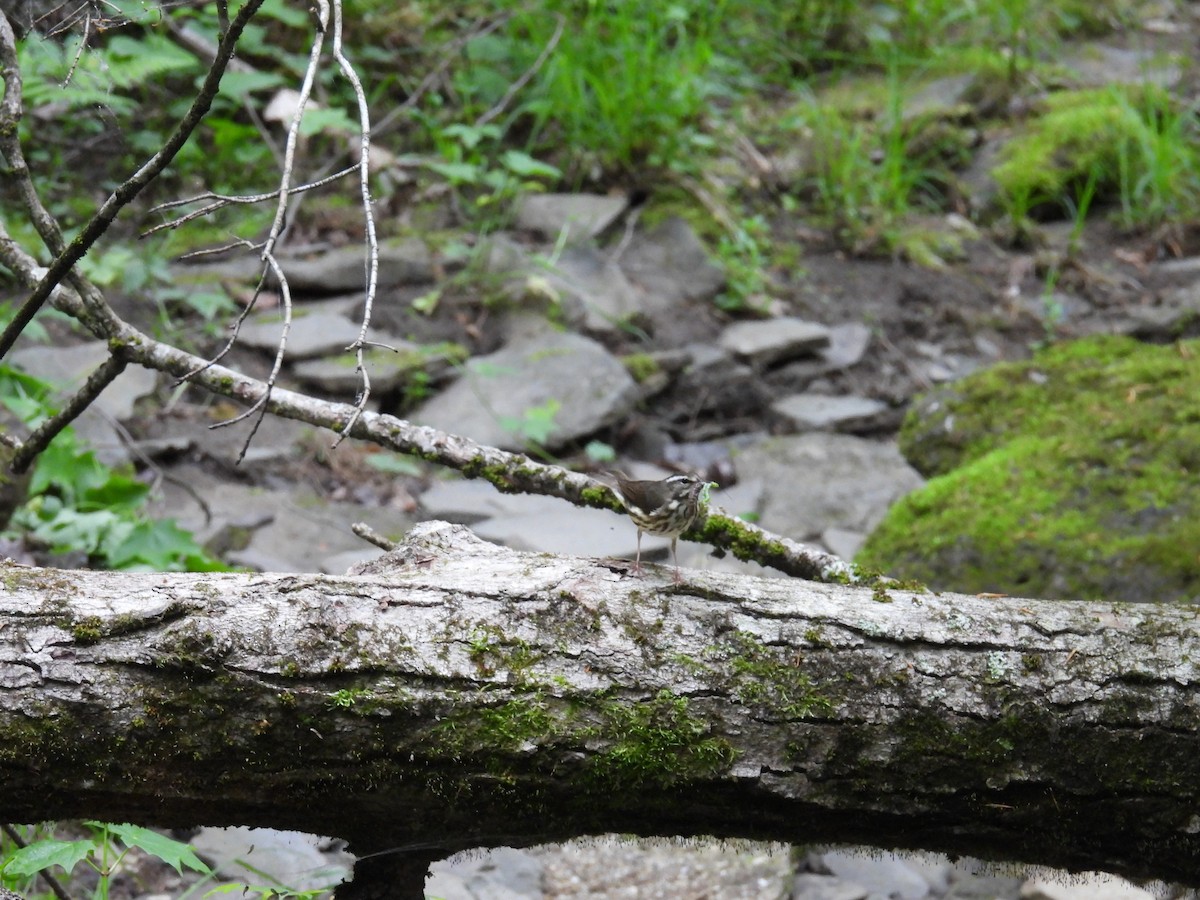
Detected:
[{"left": 1, "top": 521, "right": 1198, "bottom": 887}]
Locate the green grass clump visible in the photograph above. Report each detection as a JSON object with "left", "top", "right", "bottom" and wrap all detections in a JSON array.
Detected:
[{"left": 993, "top": 85, "right": 1200, "bottom": 228}]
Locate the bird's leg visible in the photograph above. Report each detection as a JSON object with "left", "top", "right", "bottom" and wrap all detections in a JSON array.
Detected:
[
  {"left": 632, "top": 529, "right": 644, "bottom": 576},
  {"left": 671, "top": 537, "right": 683, "bottom": 584}
]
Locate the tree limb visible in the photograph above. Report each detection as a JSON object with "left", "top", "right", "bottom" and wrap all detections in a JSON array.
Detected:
[{"left": 0, "top": 522, "right": 1197, "bottom": 888}]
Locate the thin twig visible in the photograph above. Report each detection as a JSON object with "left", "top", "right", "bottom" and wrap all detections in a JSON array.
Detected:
[
  {"left": 141, "top": 166, "right": 357, "bottom": 238},
  {"left": 374, "top": 14, "right": 509, "bottom": 138},
  {"left": 474, "top": 13, "right": 564, "bottom": 129},
  {"left": 0, "top": 0, "right": 268, "bottom": 363},
  {"left": 198, "top": 0, "right": 330, "bottom": 463},
  {"left": 10, "top": 352, "right": 127, "bottom": 473},
  {"left": 328, "top": 0, "right": 378, "bottom": 449},
  {"left": 352, "top": 522, "right": 397, "bottom": 552}
]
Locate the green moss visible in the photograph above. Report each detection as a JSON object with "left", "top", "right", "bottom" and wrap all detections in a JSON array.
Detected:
[
  {"left": 621, "top": 353, "right": 662, "bottom": 384},
  {"left": 992, "top": 84, "right": 1185, "bottom": 220},
  {"left": 71, "top": 616, "right": 105, "bottom": 644},
  {"left": 585, "top": 689, "right": 735, "bottom": 790},
  {"left": 860, "top": 335, "right": 1200, "bottom": 602}
]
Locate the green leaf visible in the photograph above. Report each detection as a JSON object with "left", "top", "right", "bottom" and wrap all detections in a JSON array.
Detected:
[
  {"left": 501, "top": 150, "right": 561, "bottom": 180},
  {"left": 426, "top": 160, "right": 480, "bottom": 185},
  {"left": 2, "top": 839, "right": 93, "bottom": 878},
  {"left": 101, "top": 823, "right": 211, "bottom": 876},
  {"left": 218, "top": 70, "right": 287, "bottom": 101},
  {"left": 103, "top": 520, "right": 224, "bottom": 572},
  {"left": 585, "top": 440, "right": 616, "bottom": 463},
  {"left": 297, "top": 107, "right": 358, "bottom": 136}
]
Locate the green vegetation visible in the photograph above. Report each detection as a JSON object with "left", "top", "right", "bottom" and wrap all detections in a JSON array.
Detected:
[
  {"left": 994, "top": 85, "right": 1200, "bottom": 228},
  {"left": 0, "top": 821, "right": 334, "bottom": 898},
  {"left": 857, "top": 335, "right": 1200, "bottom": 601},
  {"left": 0, "top": 366, "right": 225, "bottom": 572}
]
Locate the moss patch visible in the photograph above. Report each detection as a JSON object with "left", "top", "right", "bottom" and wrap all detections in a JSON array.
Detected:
[{"left": 858, "top": 335, "right": 1200, "bottom": 601}]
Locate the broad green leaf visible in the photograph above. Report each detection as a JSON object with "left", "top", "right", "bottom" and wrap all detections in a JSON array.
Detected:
[
  {"left": 501, "top": 150, "right": 561, "bottom": 179},
  {"left": 2, "top": 839, "right": 93, "bottom": 877},
  {"left": 102, "top": 823, "right": 211, "bottom": 876}
]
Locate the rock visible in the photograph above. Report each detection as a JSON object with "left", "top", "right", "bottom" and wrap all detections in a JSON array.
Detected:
[
  {"left": 238, "top": 311, "right": 389, "bottom": 360},
  {"left": 418, "top": 477, "right": 563, "bottom": 525},
  {"left": 427, "top": 846, "right": 544, "bottom": 900},
  {"left": 768, "top": 322, "right": 874, "bottom": 390},
  {"left": 771, "top": 393, "right": 889, "bottom": 432},
  {"left": 733, "top": 433, "right": 924, "bottom": 540},
  {"left": 172, "top": 240, "right": 434, "bottom": 292},
  {"left": 292, "top": 344, "right": 459, "bottom": 394},
  {"left": 719, "top": 318, "right": 832, "bottom": 368},
  {"left": 654, "top": 343, "right": 769, "bottom": 423},
  {"left": 411, "top": 322, "right": 639, "bottom": 452},
  {"left": 9, "top": 340, "right": 158, "bottom": 466},
  {"left": 617, "top": 216, "right": 725, "bottom": 310},
  {"left": 791, "top": 873, "right": 869, "bottom": 900},
  {"left": 821, "top": 526, "right": 866, "bottom": 561},
  {"left": 146, "top": 467, "right": 413, "bottom": 573},
  {"left": 822, "top": 322, "right": 873, "bottom": 369},
  {"left": 545, "top": 245, "right": 641, "bottom": 335},
  {"left": 1059, "top": 42, "right": 1181, "bottom": 89},
  {"left": 187, "top": 826, "right": 353, "bottom": 894},
  {"left": 815, "top": 848, "right": 938, "bottom": 900},
  {"left": 514, "top": 192, "right": 628, "bottom": 243},
  {"left": 903, "top": 73, "right": 975, "bottom": 120},
  {"left": 282, "top": 239, "right": 433, "bottom": 292},
  {"left": 1020, "top": 871, "right": 1155, "bottom": 900},
  {"left": 861, "top": 335, "right": 1200, "bottom": 602},
  {"left": 537, "top": 836, "right": 790, "bottom": 900}
]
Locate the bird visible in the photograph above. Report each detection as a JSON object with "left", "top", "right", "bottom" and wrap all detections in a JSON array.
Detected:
[{"left": 612, "top": 471, "right": 708, "bottom": 583}]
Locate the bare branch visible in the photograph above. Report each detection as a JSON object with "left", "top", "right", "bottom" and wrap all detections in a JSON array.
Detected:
[
  {"left": 9, "top": 351, "right": 128, "bottom": 474},
  {"left": 141, "top": 166, "right": 358, "bottom": 238},
  {"left": 327, "top": 0, "right": 378, "bottom": 448},
  {"left": 0, "top": 0, "right": 268, "bottom": 362},
  {"left": 474, "top": 13, "right": 564, "bottom": 129}
]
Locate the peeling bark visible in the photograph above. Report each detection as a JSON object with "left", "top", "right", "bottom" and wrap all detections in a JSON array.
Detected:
[{"left": 1, "top": 521, "right": 1198, "bottom": 886}]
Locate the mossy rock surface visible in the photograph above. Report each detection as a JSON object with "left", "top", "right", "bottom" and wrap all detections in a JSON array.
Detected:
[{"left": 857, "top": 335, "right": 1200, "bottom": 602}]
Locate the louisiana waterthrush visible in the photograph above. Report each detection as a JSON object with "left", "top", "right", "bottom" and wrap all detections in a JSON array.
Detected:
[{"left": 613, "top": 471, "right": 708, "bottom": 583}]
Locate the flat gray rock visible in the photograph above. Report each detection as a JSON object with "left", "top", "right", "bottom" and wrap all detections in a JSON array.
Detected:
[
  {"left": 187, "top": 826, "right": 352, "bottom": 894},
  {"left": 278, "top": 239, "right": 433, "bottom": 292},
  {"left": 617, "top": 216, "right": 725, "bottom": 309},
  {"left": 823, "top": 322, "right": 873, "bottom": 369},
  {"left": 817, "top": 848, "right": 937, "bottom": 900},
  {"left": 171, "top": 238, "right": 433, "bottom": 291},
  {"left": 292, "top": 344, "right": 455, "bottom": 394},
  {"left": 239, "top": 311, "right": 368, "bottom": 360},
  {"left": 411, "top": 324, "right": 639, "bottom": 452},
  {"left": 719, "top": 318, "right": 831, "bottom": 368},
  {"left": 515, "top": 192, "right": 628, "bottom": 243},
  {"left": 734, "top": 433, "right": 924, "bottom": 541},
  {"left": 791, "top": 873, "right": 870, "bottom": 900},
  {"left": 546, "top": 245, "right": 640, "bottom": 335},
  {"left": 771, "top": 393, "right": 888, "bottom": 432},
  {"left": 418, "top": 477, "right": 563, "bottom": 525}
]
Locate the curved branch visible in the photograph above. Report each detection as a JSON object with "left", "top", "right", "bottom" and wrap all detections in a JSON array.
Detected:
[{"left": 0, "top": 0, "right": 268, "bottom": 361}]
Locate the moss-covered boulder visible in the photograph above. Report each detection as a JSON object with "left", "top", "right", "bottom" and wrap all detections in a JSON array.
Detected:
[{"left": 856, "top": 335, "right": 1200, "bottom": 602}]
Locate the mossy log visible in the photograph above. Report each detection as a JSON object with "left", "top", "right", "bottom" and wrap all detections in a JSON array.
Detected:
[{"left": 1, "top": 521, "right": 1199, "bottom": 894}]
